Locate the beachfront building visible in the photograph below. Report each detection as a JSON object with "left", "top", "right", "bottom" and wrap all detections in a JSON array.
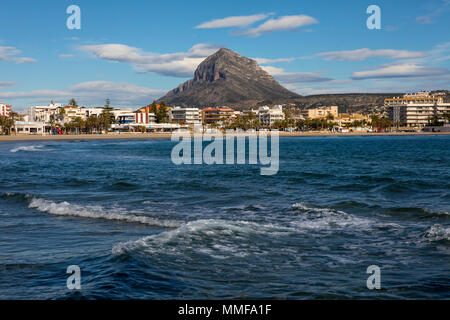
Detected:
[
  {"left": 258, "top": 105, "right": 285, "bottom": 127},
  {"left": 28, "top": 103, "right": 62, "bottom": 122},
  {"left": 386, "top": 92, "right": 450, "bottom": 127},
  {"left": 201, "top": 107, "right": 235, "bottom": 124},
  {"left": 241, "top": 109, "right": 259, "bottom": 117},
  {"left": 13, "top": 121, "right": 46, "bottom": 134},
  {"left": 336, "top": 113, "right": 371, "bottom": 127},
  {"left": 85, "top": 107, "right": 104, "bottom": 118},
  {"left": 134, "top": 106, "right": 157, "bottom": 125},
  {"left": 301, "top": 106, "right": 339, "bottom": 119},
  {"left": 0, "top": 103, "right": 12, "bottom": 117},
  {"left": 169, "top": 107, "right": 200, "bottom": 124},
  {"left": 60, "top": 105, "right": 88, "bottom": 122},
  {"left": 113, "top": 109, "right": 135, "bottom": 124}
]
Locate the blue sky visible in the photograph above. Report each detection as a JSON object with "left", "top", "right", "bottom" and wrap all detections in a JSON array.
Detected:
[{"left": 1, "top": 0, "right": 449, "bottom": 111}]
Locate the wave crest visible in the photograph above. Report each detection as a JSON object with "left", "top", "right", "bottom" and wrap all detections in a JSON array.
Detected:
[
  {"left": 28, "top": 197, "right": 182, "bottom": 228},
  {"left": 424, "top": 224, "right": 450, "bottom": 242},
  {"left": 10, "top": 145, "right": 51, "bottom": 153},
  {"left": 112, "top": 219, "right": 294, "bottom": 257}
]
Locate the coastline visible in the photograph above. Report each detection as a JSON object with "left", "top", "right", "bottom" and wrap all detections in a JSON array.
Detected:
[{"left": 1, "top": 131, "right": 450, "bottom": 142}]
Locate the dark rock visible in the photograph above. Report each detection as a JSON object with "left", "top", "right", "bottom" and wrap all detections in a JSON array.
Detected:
[{"left": 158, "top": 48, "right": 300, "bottom": 107}]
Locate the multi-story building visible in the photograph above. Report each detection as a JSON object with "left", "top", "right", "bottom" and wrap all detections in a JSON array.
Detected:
[
  {"left": 301, "top": 106, "right": 339, "bottom": 119},
  {"left": 386, "top": 92, "right": 450, "bottom": 127},
  {"left": 241, "top": 109, "right": 259, "bottom": 117},
  {"left": 85, "top": 107, "right": 104, "bottom": 118},
  {"left": 134, "top": 109, "right": 157, "bottom": 124},
  {"left": 336, "top": 113, "right": 371, "bottom": 127},
  {"left": 112, "top": 109, "right": 135, "bottom": 124},
  {"left": 201, "top": 107, "right": 235, "bottom": 124},
  {"left": 169, "top": 107, "right": 200, "bottom": 124},
  {"left": 258, "top": 105, "right": 285, "bottom": 127},
  {"left": 0, "top": 103, "right": 12, "bottom": 117},
  {"left": 60, "top": 106, "right": 88, "bottom": 122},
  {"left": 28, "top": 103, "right": 62, "bottom": 122},
  {"left": 134, "top": 104, "right": 172, "bottom": 125}
]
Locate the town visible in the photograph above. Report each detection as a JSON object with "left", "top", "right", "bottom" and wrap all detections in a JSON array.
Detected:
[{"left": 0, "top": 91, "right": 449, "bottom": 136}]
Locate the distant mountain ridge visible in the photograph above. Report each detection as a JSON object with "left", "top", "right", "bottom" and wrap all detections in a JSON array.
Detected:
[
  {"left": 158, "top": 48, "right": 449, "bottom": 112},
  {"left": 158, "top": 48, "right": 300, "bottom": 107}
]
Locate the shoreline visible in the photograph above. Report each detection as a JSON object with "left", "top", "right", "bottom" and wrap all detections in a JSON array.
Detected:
[{"left": 1, "top": 131, "right": 450, "bottom": 142}]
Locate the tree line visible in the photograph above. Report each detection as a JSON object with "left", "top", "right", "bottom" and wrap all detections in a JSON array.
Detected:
[{"left": 0, "top": 112, "right": 20, "bottom": 135}]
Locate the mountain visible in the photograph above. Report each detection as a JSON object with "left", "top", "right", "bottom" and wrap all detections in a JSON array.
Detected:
[
  {"left": 158, "top": 48, "right": 300, "bottom": 107},
  {"left": 293, "top": 93, "right": 402, "bottom": 113}
]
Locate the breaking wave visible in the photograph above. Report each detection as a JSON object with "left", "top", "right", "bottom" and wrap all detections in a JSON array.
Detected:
[
  {"left": 290, "top": 202, "right": 399, "bottom": 231},
  {"left": 28, "top": 197, "right": 183, "bottom": 228},
  {"left": 10, "top": 145, "right": 51, "bottom": 153},
  {"left": 112, "top": 219, "right": 295, "bottom": 258},
  {"left": 423, "top": 224, "right": 450, "bottom": 242}
]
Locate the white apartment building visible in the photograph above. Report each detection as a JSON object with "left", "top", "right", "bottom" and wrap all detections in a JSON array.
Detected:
[
  {"left": 85, "top": 107, "right": 104, "bottom": 118},
  {"left": 28, "top": 104, "right": 137, "bottom": 125},
  {"left": 169, "top": 107, "right": 200, "bottom": 124},
  {"left": 112, "top": 109, "right": 136, "bottom": 124},
  {"left": 386, "top": 92, "right": 450, "bottom": 127},
  {"left": 0, "top": 103, "right": 12, "bottom": 117},
  {"left": 258, "top": 105, "right": 285, "bottom": 127},
  {"left": 62, "top": 106, "right": 88, "bottom": 122},
  {"left": 28, "top": 103, "right": 62, "bottom": 122}
]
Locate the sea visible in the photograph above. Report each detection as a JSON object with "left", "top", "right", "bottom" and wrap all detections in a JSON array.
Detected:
[{"left": 0, "top": 135, "right": 449, "bottom": 299}]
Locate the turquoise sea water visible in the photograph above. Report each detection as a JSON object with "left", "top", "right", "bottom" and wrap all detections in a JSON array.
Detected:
[{"left": 0, "top": 136, "right": 449, "bottom": 299}]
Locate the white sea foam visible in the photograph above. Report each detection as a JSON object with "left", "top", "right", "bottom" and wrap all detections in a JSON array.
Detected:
[
  {"left": 28, "top": 197, "right": 182, "bottom": 228},
  {"left": 112, "top": 219, "right": 295, "bottom": 256},
  {"left": 10, "top": 145, "right": 51, "bottom": 153},
  {"left": 291, "top": 202, "right": 400, "bottom": 231},
  {"left": 423, "top": 208, "right": 450, "bottom": 217},
  {"left": 424, "top": 224, "right": 450, "bottom": 242}
]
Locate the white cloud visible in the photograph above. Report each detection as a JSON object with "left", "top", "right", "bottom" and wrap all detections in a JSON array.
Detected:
[
  {"left": 426, "top": 42, "right": 450, "bottom": 62},
  {"left": 79, "top": 43, "right": 222, "bottom": 77},
  {"left": 0, "top": 81, "right": 167, "bottom": 107},
  {"left": 317, "top": 48, "right": 426, "bottom": 61},
  {"left": 254, "top": 57, "right": 296, "bottom": 64},
  {"left": 416, "top": 0, "right": 450, "bottom": 24},
  {"left": 195, "top": 14, "right": 270, "bottom": 29},
  {"left": 59, "top": 54, "right": 74, "bottom": 59},
  {"left": 261, "top": 65, "right": 333, "bottom": 83},
  {"left": 239, "top": 15, "right": 318, "bottom": 37},
  {"left": 351, "top": 63, "right": 449, "bottom": 80},
  {"left": 0, "top": 81, "right": 16, "bottom": 88},
  {"left": 0, "top": 46, "right": 36, "bottom": 63}
]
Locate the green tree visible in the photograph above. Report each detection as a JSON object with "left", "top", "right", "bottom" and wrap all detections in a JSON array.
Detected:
[
  {"left": 156, "top": 101, "right": 169, "bottom": 123},
  {"left": 100, "top": 98, "right": 115, "bottom": 132},
  {"left": 0, "top": 112, "right": 19, "bottom": 135},
  {"left": 149, "top": 101, "right": 158, "bottom": 115},
  {"left": 86, "top": 115, "right": 100, "bottom": 133},
  {"left": 68, "top": 98, "right": 78, "bottom": 107},
  {"left": 104, "top": 98, "right": 111, "bottom": 110},
  {"left": 0, "top": 116, "right": 6, "bottom": 134}
]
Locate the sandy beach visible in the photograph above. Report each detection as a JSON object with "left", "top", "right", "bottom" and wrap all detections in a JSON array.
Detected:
[{"left": 1, "top": 131, "right": 449, "bottom": 142}]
